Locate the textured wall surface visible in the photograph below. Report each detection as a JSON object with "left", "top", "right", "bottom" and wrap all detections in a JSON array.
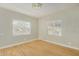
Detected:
[
  {"left": 0, "top": 7, "right": 38, "bottom": 47},
  {"left": 0, "top": 6, "right": 79, "bottom": 49},
  {"left": 39, "top": 6, "right": 79, "bottom": 48}
]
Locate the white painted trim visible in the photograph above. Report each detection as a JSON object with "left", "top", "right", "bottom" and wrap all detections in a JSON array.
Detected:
[
  {"left": 40, "top": 39, "right": 79, "bottom": 51},
  {"left": 0, "top": 39, "right": 37, "bottom": 49},
  {"left": 0, "top": 39, "right": 79, "bottom": 51}
]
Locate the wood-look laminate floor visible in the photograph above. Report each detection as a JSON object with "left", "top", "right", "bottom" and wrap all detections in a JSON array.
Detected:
[{"left": 0, "top": 40, "right": 79, "bottom": 56}]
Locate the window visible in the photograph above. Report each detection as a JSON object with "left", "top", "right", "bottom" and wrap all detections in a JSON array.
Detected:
[
  {"left": 48, "top": 20, "right": 62, "bottom": 36},
  {"left": 13, "top": 20, "right": 31, "bottom": 36}
]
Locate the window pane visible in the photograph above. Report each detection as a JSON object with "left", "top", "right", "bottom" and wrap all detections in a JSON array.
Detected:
[{"left": 13, "top": 20, "right": 31, "bottom": 36}]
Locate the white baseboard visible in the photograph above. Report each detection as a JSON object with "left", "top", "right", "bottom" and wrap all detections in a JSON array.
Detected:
[
  {"left": 39, "top": 39, "right": 79, "bottom": 51},
  {"left": 0, "top": 39, "right": 37, "bottom": 49},
  {"left": 0, "top": 39, "right": 79, "bottom": 51}
]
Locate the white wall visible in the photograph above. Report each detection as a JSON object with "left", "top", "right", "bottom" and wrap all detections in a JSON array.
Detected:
[
  {"left": 0, "top": 6, "right": 79, "bottom": 49},
  {"left": 0, "top": 7, "right": 38, "bottom": 47},
  {"left": 39, "top": 6, "right": 79, "bottom": 49}
]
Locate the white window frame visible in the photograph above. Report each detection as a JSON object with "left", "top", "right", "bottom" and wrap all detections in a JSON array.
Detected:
[{"left": 12, "top": 20, "right": 31, "bottom": 36}]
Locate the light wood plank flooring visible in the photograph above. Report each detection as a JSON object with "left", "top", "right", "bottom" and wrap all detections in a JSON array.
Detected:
[{"left": 0, "top": 40, "right": 79, "bottom": 56}]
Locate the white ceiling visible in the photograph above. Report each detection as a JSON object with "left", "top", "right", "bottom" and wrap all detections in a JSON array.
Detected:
[{"left": 0, "top": 3, "right": 78, "bottom": 18}]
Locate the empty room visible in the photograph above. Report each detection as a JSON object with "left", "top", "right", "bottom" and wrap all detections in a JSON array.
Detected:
[{"left": 0, "top": 3, "right": 79, "bottom": 56}]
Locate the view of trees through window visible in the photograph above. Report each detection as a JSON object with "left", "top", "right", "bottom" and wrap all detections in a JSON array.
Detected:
[
  {"left": 48, "top": 20, "right": 62, "bottom": 36},
  {"left": 13, "top": 20, "right": 31, "bottom": 36}
]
